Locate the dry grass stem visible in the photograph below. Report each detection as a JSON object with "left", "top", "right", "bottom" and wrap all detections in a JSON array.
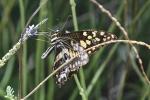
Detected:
[
  {"left": 0, "top": 18, "right": 48, "bottom": 68},
  {"left": 90, "top": 0, "right": 150, "bottom": 85},
  {"left": 21, "top": 39, "right": 150, "bottom": 100}
]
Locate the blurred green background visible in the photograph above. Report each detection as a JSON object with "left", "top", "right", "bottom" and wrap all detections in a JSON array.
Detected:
[{"left": 0, "top": 0, "right": 150, "bottom": 100}]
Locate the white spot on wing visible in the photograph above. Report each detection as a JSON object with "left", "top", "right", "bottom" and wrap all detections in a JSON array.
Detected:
[
  {"left": 86, "top": 40, "right": 91, "bottom": 45},
  {"left": 83, "top": 32, "right": 87, "bottom": 36},
  {"left": 107, "top": 36, "right": 111, "bottom": 40},
  {"left": 111, "top": 34, "right": 115, "bottom": 39},
  {"left": 65, "top": 30, "right": 70, "bottom": 33},
  {"left": 100, "top": 31, "right": 105, "bottom": 36},
  {"left": 87, "top": 35, "right": 92, "bottom": 39},
  {"left": 80, "top": 40, "right": 87, "bottom": 48},
  {"left": 95, "top": 38, "right": 100, "bottom": 41},
  {"left": 103, "top": 38, "right": 106, "bottom": 41},
  {"left": 92, "top": 31, "right": 97, "bottom": 37}
]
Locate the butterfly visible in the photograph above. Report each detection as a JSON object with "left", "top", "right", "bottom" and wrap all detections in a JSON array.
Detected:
[{"left": 41, "top": 30, "right": 117, "bottom": 87}]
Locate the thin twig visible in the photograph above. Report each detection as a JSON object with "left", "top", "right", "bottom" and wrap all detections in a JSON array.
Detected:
[
  {"left": 21, "top": 39, "right": 150, "bottom": 100},
  {"left": 90, "top": 0, "right": 150, "bottom": 85},
  {"left": 85, "top": 40, "right": 150, "bottom": 51}
]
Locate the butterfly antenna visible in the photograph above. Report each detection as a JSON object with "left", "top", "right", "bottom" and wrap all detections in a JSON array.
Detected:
[
  {"left": 60, "top": 15, "right": 72, "bottom": 32},
  {"left": 48, "top": 28, "right": 56, "bottom": 33}
]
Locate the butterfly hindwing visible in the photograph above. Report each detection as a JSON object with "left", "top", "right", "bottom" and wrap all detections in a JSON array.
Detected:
[{"left": 53, "top": 41, "right": 89, "bottom": 86}]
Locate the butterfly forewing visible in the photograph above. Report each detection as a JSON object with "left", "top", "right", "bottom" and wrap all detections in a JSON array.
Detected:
[{"left": 66, "top": 30, "right": 117, "bottom": 54}]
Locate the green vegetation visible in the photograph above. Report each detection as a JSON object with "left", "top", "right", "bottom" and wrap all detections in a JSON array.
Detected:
[{"left": 0, "top": 0, "right": 150, "bottom": 100}]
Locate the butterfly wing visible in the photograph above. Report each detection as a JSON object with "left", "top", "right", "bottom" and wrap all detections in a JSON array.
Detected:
[
  {"left": 64, "top": 30, "right": 117, "bottom": 54},
  {"left": 52, "top": 30, "right": 117, "bottom": 86},
  {"left": 53, "top": 41, "right": 89, "bottom": 86}
]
